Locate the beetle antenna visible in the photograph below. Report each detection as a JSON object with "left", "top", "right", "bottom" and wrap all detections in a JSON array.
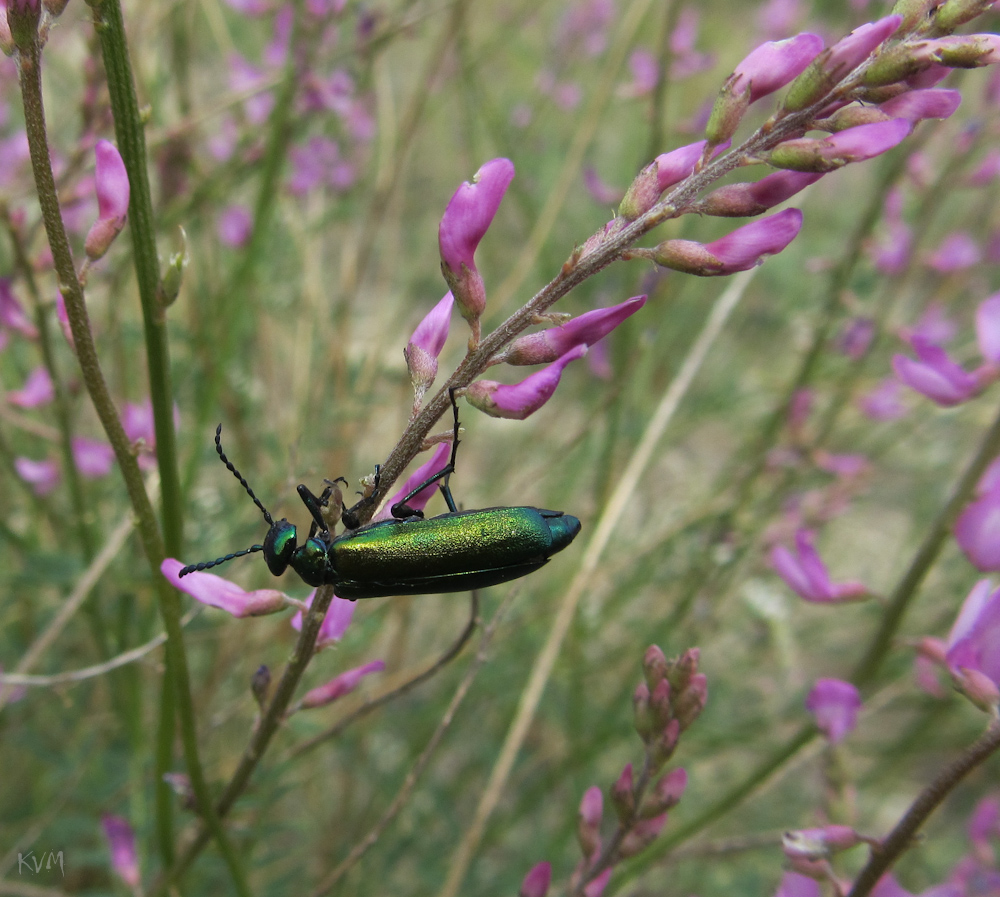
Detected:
[
  {"left": 179, "top": 544, "right": 264, "bottom": 577},
  {"left": 214, "top": 424, "right": 275, "bottom": 526}
]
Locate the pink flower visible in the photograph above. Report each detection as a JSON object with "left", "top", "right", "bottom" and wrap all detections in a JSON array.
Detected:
[
  {"left": 84, "top": 141, "right": 129, "bottom": 261},
  {"left": 892, "top": 336, "right": 978, "bottom": 406},
  {"left": 699, "top": 171, "right": 823, "bottom": 217},
  {"left": 899, "top": 302, "right": 958, "bottom": 348},
  {"left": 805, "top": 677, "right": 862, "bottom": 743},
  {"left": 976, "top": 292, "right": 1000, "bottom": 363},
  {"left": 15, "top": 456, "right": 59, "bottom": 495},
  {"left": 217, "top": 205, "right": 253, "bottom": 248},
  {"left": 705, "top": 208, "right": 804, "bottom": 272},
  {"left": 519, "top": 862, "right": 552, "bottom": 897},
  {"left": 123, "top": 398, "right": 180, "bottom": 471},
  {"left": 651, "top": 208, "right": 803, "bottom": 275},
  {"left": 770, "top": 529, "right": 868, "bottom": 603},
  {"left": 946, "top": 580, "right": 1000, "bottom": 698},
  {"left": 375, "top": 442, "right": 452, "bottom": 522},
  {"left": 768, "top": 119, "right": 912, "bottom": 172},
  {"left": 578, "top": 785, "right": 603, "bottom": 858},
  {"left": 0, "top": 279, "right": 38, "bottom": 338},
  {"left": 101, "top": 814, "right": 140, "bottom": 888},
  {"left": 878, "top": 88, "right": 962, "bottom": 122},
  {"left": 505, "top": 295, "right": 646, "bottom": 365},
  {"left": 774, "top": 871, "right": 823, "bottom": 897},
  {"left": 465, "top": 344, "right": 586, "bottom": 420},
  {"left": 836, "top": 317, "right": 875, "bottom": 360},
  {"left": 299, "top": 659, "right": 386, "bottom": 708},
  {"left": 72, "top": 437, "right": 115, "bottom": 478},
  {"left": 927, "top": 232, "right": 981, "bottom": 273},
  {"left": 290, "top": 590, "right": 357, "bottom": 649},
  {"left": 824, "top": 15, "right": 902, "bottom": 77},
  {"left": 161, "top": 558, "right": 290, "bottom": 618},
  {"left": 438, "top": 158, "right": 515, "bottom": 344},
  {"left": 6, "top": 366, "right": 53, "bottom": 408},
  {"left": 956, "top": 483, "right": 1000, "bottom": 571},
  {"left": 404, "top": 293, "right": 453, "bottom": 399},
  {"left": 731, "top": 33, "right": 824, "bottom": 104}
]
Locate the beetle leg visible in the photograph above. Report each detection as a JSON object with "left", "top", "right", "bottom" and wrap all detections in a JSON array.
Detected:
[{"left": 297, "top": 483, "right": 332, "bottom": 537}]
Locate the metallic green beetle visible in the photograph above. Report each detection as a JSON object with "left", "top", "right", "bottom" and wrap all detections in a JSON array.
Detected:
[{"left": 179, "top": 396, "right": 581, "bottom": 599}]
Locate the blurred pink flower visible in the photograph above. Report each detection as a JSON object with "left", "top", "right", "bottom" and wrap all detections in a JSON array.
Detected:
[
  {"left": 72, "top": 437, "right": 115, "bottom": 478},
  {"left": 217, "top": 204, "right": 253, "bottom": 248},
  {"left": 15, "top": 456, "right": 59, "bottom": 495},
  {"left": 7, "top": 366, "right": 53, "bottom": 408},
  {"left": 0, "top": 278, "right": 38, "bottom": 338},
  {"left": 375, "top": 442, "right": 452, "bottom": 522},
  {"left": 519, "top": 862, "right": 552, "bottom": 897},
  {"left": 892, "top": 336, "right": 978, "bottom": 406},
  {"left": 300, "top": 659, "right": 386, "bottom": 709},
  {"left": 101, "top": 814, "right": 140, "bottom": 888},
  {"left": 84, "top": 141, "right": 129, "bottom": 261},
  {"left": 770, "top": 529, "right": 868, "bottom": 603},
  {"left": 945, "top": 579, "right": 1000, "bottom": 710},
  {"left": 927, "top": 232, "right": 981, "bottom": 273},
  {"left": 805, "top": 678, "right": 862, "bottom": 742}
]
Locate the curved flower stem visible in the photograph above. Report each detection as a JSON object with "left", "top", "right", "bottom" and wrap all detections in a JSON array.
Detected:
[
  {"left": 846, "top": 718, "right": 1000, "bottom": 897},
  {"left": 17, "top": 10, "right": 245, "bottom": 889},
  {"left": 286, "top": 592, "right": 480, "bottom": 760},
  {"left": 149, "top": 583, "right": 341, "bottom": 896}
]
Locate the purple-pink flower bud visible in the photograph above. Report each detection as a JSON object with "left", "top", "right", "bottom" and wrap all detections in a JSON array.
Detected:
[
  {"left": 290, "top": 590, "right": 357, "bottom": 648},
  {"left": 770, "top": 528, "right": 868, "bottom": 603},
  {"left": 72, "top": 437, "right": 115, "bottom": 479},
  {"left": 945, "top": 580, "right": 1000, "bottom": 706},
  {"left": 707, "top": 34, "right": 823, "bottom": 145},
  {"left": 783, "top": 16, "right": 902, "bottom": 111},
  {"left": 643, "top": 644, "right": 668, "bottom": 688},
  {"left": 439, "top": 158, "right": 514, "bottom": 347},
  {"left": 767, "top": 119, "right": 912, "bottom": 172},
  {"left": 505, "top": 296, "right": 646, "bottom": 365},
  {"left": 6, "top": 0, "right": 40, "bottom": 50},
  {"left": 376, "top": 443, "right": 453, "bottom": 522},
  {"left": 698, "top": 171, "right": 823, "bottom": 217},
  {"left": 520, "top": 862, "right": 552, "bottom": 897},
  {"left": 611, "top": 763, "right": 635, "bottom": 821},
  {"left": 650, "top": 208, "right": 804, "bottom": 275},
  {"left": 633, "top": 680, "right": 655, "bottom": 739},
  {"left": 805, "top": 677, "right": 862, "bottom": 743},
  {"left": 15, "top": 456, "right": 59, "bottom": 495},
  {"left": 465, "top": 344, "right": 586, "bottom": 419},
  {"left": 619, "top": 812, "right": 668, "bottom": 858},
  {"left": 892, "top": 336, "right": 979, "bottom": 406},
  {"left": 619, "top": 143, "right": 708, "bottom": 220},
  {"left": 405, "top": 292, "right": 453, "bottom": 401},
  {"left": 161, "top": 558, "right": 291, "bottom": 617},
  {"left": 578, "top": 785, "right": 603, "bottom": 858},
  {"left": 782, "top": 825, "right": 862, "bottom": 860},
  {"left": 7, "top": 365, "right": 54, "bottom": 408},
  {"left": 0, "top": 279, "right": 38, "bottom": 338},
  {"left": 85, "top": 141, "right": 130, "bottom": 261},
  {"left": 955, "top": 487, "right": 1000, "bottom": 572},
  {"left": 102, "top": 814, "right": 141, "bottom": 888},
  {"left": 300, "top": 659, "right": 386, "bottom": 709},
  {"left": 641, "top": 767, "right": 687, "bottom": 817}
]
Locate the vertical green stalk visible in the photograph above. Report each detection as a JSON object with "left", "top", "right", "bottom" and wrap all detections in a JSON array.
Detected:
[{"left": 91, "top": 0, "right": 183, "bottom": 559}]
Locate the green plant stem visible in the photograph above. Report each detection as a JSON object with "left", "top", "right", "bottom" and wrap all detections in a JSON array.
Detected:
[
  {"left": 18, "top": 14, "right": 247, "bottom": 891},
  {"left": 846, "top": 718, "right": 1000, "bottom": 897},
  {"left": 91, "top": 0, "right": 183, "bottom": 558}
]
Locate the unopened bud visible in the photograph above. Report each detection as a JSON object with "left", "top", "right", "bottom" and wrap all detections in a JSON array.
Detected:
[
  {"left": 577, "top": 786, "right": 603, "bottom": 858},
  {"left": 158, "top": 227, "right": 188, "bottom": 309},
  {"left": 667, "top": 648, "right": 700, "bottom": 694},
  {"left": 649, "top": 718, "right": 681, "bottom": 772},
  {"left": 633, "top": 681, "right": 655, "bottom": 740},
  {"left": 649, "top": 678, "right": 673, "bottom": 731},
  {"left": 891, "top": 0, "right": 938, "bottom": 32},
  {"left": 932, "top": 0, "right": 998, "bottom": 33},
  {"left": 6, "top": 0, "right": 40, "bottom": 51},
  {"left": 782, "top": 825, "right": 863, "bottom": 860},
  {"left": 251, "top": 664, "right": 272, "bottom": 708},
  {"left": 675, "top": 672, "right": 708, "bottom": 729},
  {"left": 618, "top": 813, "right": 668, "bottom": 858},
  {"left": 640, "top": 767, "right": 688, "bottom": 818},
  {"left": 643, "top": 645, "right": 668, "bottom": 689},
  {"left": 953, "top": 666, "right": 1000, "bottom": 713},
  {"left": 817, "top": 104, "right": 892, "bottom": 131},
  {"left": 705, "top": 73, "right": 751, "bottom": 147},
  {"left": 610, "top": 764, "right": 635, "bottom": 822},
  {"left": 619, "top": 162, "right": 662, "bottom": 221}
]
